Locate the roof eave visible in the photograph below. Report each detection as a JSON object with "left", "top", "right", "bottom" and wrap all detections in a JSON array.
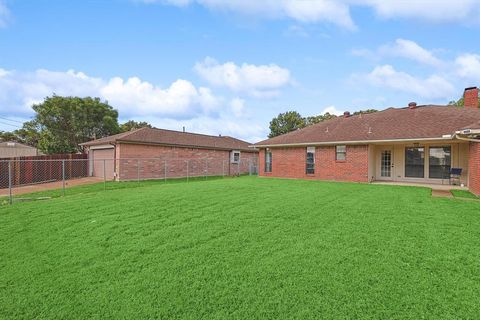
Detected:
[{"left": 254, "top": 136, "right": 456, "bottom": 148}]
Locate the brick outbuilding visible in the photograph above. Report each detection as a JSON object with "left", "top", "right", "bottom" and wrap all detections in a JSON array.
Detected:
[
  {"left": 81, "top": 127, "right": 258, "bottom": 181},
  {"left": 255, "top": 87, "right": 480, "bottom": 196}
]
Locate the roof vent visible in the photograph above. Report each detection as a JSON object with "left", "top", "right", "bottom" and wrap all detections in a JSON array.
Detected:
[
  {"left": 408, "top": 102, "right": 417, "bottom": 109},
  {"left": 343, "top": 111, "right": 351, "bottom": 117},
  {"left": 325, "top": 127, "right": 329, "bottom": 133},
  {"left": 368, "top": 127, "right": 372, "bottom": 134}
]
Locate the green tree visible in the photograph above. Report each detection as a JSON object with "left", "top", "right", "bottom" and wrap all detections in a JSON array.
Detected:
[
  {"left": 353, "top": 109, "right": 378, "bottom": 116},
  {"left": 120, "top": 120, "right": 152, "bottom": 132},
  {"left": 304, "top": 112, "right": 337, "bottom": 126},
  {"left": 0, "top": 131, "right": 18, "bottom": 142},
  {"left": 449, "top": 93, "right": 480, "bottom": 108},
  {"left": 30, "top": 95, "right": 120, "bottom": 154},
  {"left": 268, "top": 111, "right": 306, "bottom": 138}
]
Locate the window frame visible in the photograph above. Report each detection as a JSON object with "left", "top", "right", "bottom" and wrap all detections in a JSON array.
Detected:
[
  {"left": 264, "top": 150, "right": 272, "bottom": 173},
  {"left": 428, "top": 146, "right": 452, "bottom": 179},
  {"left": 336, "top": 145, "right": 347, "bottom": 161},
  {"left": 231, "top": 150, "right": 240, "bottom": 164},
  {"left": 405, "top": 146, "right": 425, "bottom": 178},
  {"left": 306, "top": 147, "right": 315, "bottom": 174}
]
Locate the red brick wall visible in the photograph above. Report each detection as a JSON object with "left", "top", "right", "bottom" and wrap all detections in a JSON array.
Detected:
[
  {"left": 259, "top": 145, "right": 369, "bottom": 182},
  {"left": 469, "top": 142, "right": 480, "bottom": 196},
  {"left": 116, "top": 143, "right": 257, "bottom": 180},
  {"left": 464, "top": 87, "right": 479, "bottom": 109}
]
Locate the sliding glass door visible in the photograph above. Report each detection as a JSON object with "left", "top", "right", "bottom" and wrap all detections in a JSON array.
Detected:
[
  {"left": 429, "top": 146, "right": 451, "bottom": 179},
  {"left": 405, "top": 147, "right": 425, "bottom": 178}
]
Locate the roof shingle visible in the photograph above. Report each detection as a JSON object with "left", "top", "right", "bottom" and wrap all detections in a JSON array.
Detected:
[
  {"left": 255, "top": 105, "right": 480, "bottom": 146},
  {"left": 81, "top": 127, "right": 256, "bottom": 152}
]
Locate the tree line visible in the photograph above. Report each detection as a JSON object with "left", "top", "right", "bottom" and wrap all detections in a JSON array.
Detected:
[
  {"left": 268, "top": 109, "right": 378, "bottom": 138},
  {"left": 0, "top": 95, "right": 151, "bottom": 154},
  {"left": 2, "top": 94, "right": 470, "bottom": 154}
]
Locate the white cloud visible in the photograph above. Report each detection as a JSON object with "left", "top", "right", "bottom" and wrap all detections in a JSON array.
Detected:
[
  {"left": 284, "top": 25, "right": 310, "bottom": 38},
  {"left": 229, "top": 97, "right": 245, "bottom": 117},
  {"left": 141, "top": 0, "right": 480, "bottom": 28},
  {"left": 144, "top": 0, "right": 355, "bottom": 29},
  {"left": 0, "top": 0, "right": 10, "bottom": 28},
  {"left": 0, "top": 67, "right": 270, "bottom": 142},
  {"left": 194, "top": 57, "right": 291, "bottom": 97},
  {"left": 0, "top": 68, "right": 220, "bottom": 118},
  {"left": 379, "top": 39, "right": 444, "bottom": 67},
  {"left": 322, "top": 105, "right": 344, "bottom": 116},
  {"left": 360, "top": 0, "right": 480, "bottom": 23},
  {"left": 354, "top": 65, "right": 455, "bottom": 99},
  {"left": 353, "top": 38, "right": 444, "bottom": 67},
  {"left": 455, "top": 54, "right": 480, "bottom": 82}
]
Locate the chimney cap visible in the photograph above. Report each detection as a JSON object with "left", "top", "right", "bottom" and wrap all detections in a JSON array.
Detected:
[
  {"left": 343, "top": 111, "right": 351, "bottom": 117},
  {"left": 408, "top": 102, "right": 417, "bottom": 109},
  {"left": 464, "top": 86, "right": 478, "bottom": 91}
]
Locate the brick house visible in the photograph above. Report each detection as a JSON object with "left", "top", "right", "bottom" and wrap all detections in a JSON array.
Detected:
[
  {"left": 255, "top": 87, "right": 480, "bottom": 196},
  {"left": 81, "top": 127, "right": 258, "bottom": 181}
]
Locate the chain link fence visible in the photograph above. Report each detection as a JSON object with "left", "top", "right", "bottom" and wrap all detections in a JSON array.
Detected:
[{"left": 0, "top": 157, "right": 258, "bottom": 204}]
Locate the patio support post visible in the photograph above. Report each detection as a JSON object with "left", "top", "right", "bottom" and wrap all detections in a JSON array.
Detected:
[{"left": 186, "top": 160, "right": 189, "bottom": 183}]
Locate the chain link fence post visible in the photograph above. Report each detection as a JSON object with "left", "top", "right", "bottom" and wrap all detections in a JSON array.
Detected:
[
  {"left": 62, "top": 160, "right": 66, "bottom": 196},
  {"left": 103, "top": 159, "right": 107, "bottom": 191},
  {"left": 205, "top": 159, "right": 207, "bottom": 180},
  {"left": 164, "top": 160, "right": 167, "bottom": 183},
  {"left": 8, "top": 160, "right": 13, "bottom": 205},
  {"left": 137, "top": 159, "right": 140, "bottom": 182}
]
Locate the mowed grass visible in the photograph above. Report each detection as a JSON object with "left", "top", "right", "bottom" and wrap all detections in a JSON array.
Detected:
[{"left": 1, "top": 177, "right": 480, "bottom": 319}]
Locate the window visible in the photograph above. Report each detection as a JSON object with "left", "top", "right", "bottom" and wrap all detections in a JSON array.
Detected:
[
  {"left": 429, "top": 146, "right": 451, "bottom": 179},
  {"left": 336, "top": 145, "right": 346, "bottom": 161},
  {"left": 405, "top": 147, "right": 425, "bottom": 178},
  {"left": 265, "top": 150, "right": 272, "bottom": 173},
  {"left": 306, "top": 147, "right": 315, "bottom": 174},
  {"left": 231, "top": 150, "right": 240, "bottom": 163}
]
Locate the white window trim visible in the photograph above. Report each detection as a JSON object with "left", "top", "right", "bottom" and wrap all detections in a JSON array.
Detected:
[{"left": 231, "top": 150, "right": 241, "bottom": 164}]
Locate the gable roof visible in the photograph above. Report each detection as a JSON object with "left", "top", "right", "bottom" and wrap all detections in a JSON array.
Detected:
[
  {"left": 255, "top": 105, "right": 480, "bottom": 147},
  {"left": 0, "top": 141, "right": 37, "bottom": 149},
  {"left": 81, "top": 127, "right": 257, "bottom": 152}
]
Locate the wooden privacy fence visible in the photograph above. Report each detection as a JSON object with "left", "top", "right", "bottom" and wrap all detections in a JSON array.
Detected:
[{"left": 0, "top": 154, "right": 88, "bottom": 188}]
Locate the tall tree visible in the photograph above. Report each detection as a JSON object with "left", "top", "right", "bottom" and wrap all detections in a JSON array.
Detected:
[
  {"left": 353, "top": 109, "right": 378, "bottom": 116},
  {"left": 304, "top": 112, "right": 337, "bottom": 126},
  {"left": 120, "top": 120, "right": 152, "bottom": 132},
  {"left": 268, "top": 111, "right": 305, "bottom": 138},
  {"left": 30, "top": 95, "right": 120, "bottom": 154}
]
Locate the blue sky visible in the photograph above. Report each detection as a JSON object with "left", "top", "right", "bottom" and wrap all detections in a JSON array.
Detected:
[{"left": 1, "top": 0, "right": 480, "bottom": 142}]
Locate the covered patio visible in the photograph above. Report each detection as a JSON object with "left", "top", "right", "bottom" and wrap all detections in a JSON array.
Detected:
[{"left": 368, "top": 139, "right": 470, "bottom": 187}]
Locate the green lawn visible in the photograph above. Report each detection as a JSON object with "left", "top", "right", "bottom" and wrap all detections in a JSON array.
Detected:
[
  {"left": 451, "top": 189, "right": 479, "bottom": 199},
  {"left": 1, "top": 177, "right": 480, "bottom": 319}
]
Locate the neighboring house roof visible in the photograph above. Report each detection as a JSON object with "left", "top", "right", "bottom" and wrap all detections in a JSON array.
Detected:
[
  {"left": 255, "top": 105, "right": 480, "bottom": 147},
  {"left": 0, "top": 141, "right": 37, "bottom": 149},
  {"left": 81, "top": 127, "right": 257, "bottom": 152}
]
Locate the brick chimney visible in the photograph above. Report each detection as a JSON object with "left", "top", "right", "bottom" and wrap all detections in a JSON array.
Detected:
[
  {"left": 343, "top": 111, "right": 351, "bottom": 117},
  {"left": 464, "top": 87, "right": 479, "bottom": 109},
  {"left": 408, "top": 102, "right": 417, "bottom": 109}
]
